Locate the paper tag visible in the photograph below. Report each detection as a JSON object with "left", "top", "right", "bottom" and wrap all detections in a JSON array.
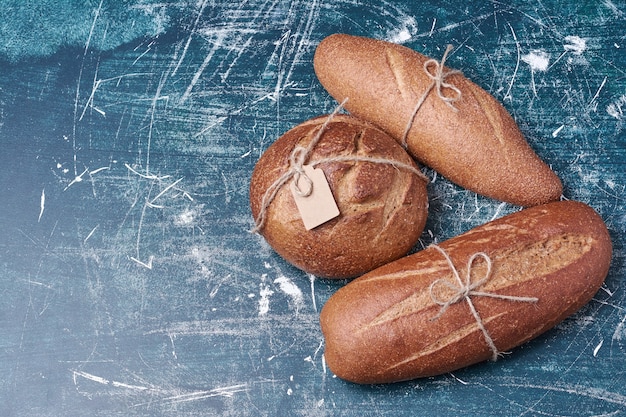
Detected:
[{"left": 290, "top": 165, "right": 340, "bottom": 230}]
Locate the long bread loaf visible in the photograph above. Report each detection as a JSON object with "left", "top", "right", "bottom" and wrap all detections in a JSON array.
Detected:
[
  {"left": 320, "top": 200, "right": 612, "bottom": 383},
  {"left": 313, "top": 33, "right": 562, "bottom": 207}
]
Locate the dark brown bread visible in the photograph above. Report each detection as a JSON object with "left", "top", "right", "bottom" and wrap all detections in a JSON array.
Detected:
[
  {"left": 313, "top": 33, "right": 562, "bottom": 207},
  {"left": 320, "top": 200, "right": 612, "bottom": 383},
  {"left": 250, "top": 114, "right": 429, "bottom": 279}
]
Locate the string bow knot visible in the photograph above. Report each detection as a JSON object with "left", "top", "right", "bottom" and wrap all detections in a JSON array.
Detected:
[
  {"left": 289, "top": 145, "right": 313, "bottom": 197},
  {"left": 428, "top": 244, "right": 539, "bottom": 361},
  {"left": 423, "top": 45, "right": 463, "bottom": 110},
  {"left": 401, "top": 44, "right": 463, "bottom": 147}
]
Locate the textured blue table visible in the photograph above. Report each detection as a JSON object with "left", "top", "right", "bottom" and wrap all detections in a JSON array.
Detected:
[{"left": 1, "top": 1, "right": 625, "bottom": 416}]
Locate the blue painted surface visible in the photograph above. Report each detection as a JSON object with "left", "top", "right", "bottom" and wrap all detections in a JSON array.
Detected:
[{"left": 0, "top": 1, "right": 625, "bottom": 415}]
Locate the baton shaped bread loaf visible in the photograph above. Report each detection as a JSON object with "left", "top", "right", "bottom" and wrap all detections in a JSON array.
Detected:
[
  {"left": 250, "top": 114, "right": 429, "bottom": 279},
  {"left": 320, "top": 200, "right": 612, "bottom": 383},
  {"left": 313, "top": 33, "right": 562, "bottom": 207}
]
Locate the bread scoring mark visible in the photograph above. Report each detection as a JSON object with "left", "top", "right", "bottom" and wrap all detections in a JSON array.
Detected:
[
  {"left": 352, "top": 125, "right": 401, "bottom": 233},
  {"left": 383, "top": 312, "right": 506, "bottom": 373},
  {"left": 359, "top": 233, "right": 594, "bottom": 330},
  {"left": 354, "top": 263, "right": 452, "bottom": 334},
  {"left": 380, "top": 166, "right": 413, "bottom": 234},
  {"left": 360, "top": 264, "right": 449, "bottom": 284},
  {"left": 330, "top": 124, "right": 419, "bottom": 238},
  {"left": 459, "top": 222, "right": 527, "bottom": 237},
  {"left": 385, "top": 49, "right": 411, "bottom": 101},
  {"left": 489, "top": 233, "right": 594, "bottom": 289},
  {"left": 353, "top": 125, "right": 367, "bottom": 152},
  {"left": 331, "top": 127, "right": 385, "bottom": 209},
  {"left": 465, "top": 84, "right": 510, "bottom": 164},
  {"left": 350, "top": 125, "right": 426, "bottom": 237}
]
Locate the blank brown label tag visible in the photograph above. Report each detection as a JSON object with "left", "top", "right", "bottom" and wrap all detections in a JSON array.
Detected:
[{"left": 290, "top": 165, "right": 340, "bottom": 230}]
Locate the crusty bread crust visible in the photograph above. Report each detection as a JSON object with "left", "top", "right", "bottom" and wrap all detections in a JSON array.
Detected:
[
  {"left": 250, "top": 114, "right": 429, "bottom": 279},
  {"left": 320, "top": 200, "right": 612, "bottom": 383},
  {"left": 313, "top": 33, "right": 563, "bottom": 207}
]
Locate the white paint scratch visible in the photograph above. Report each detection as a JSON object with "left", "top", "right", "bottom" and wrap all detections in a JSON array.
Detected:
[
  {"left": 130, "top": 255, "right": 154, "bottom": 269},
  {"left": 283, "top": 0, "right": 320, "bottom": 88},
  {"left": 179, "top": 31, "right": 226, "bottom": 104},
  {"left": 309, "top": 274, "right": 318, "bottom": 312},
  {"left": 593, "top": 339, "right": 604, "bottom": 357},
  {"left": 489, "top": 202, "right": 508, "bottom": 221},
  {"left": 38, "top": 188, "right": 45, "bottom": 222},
  {"left": 125, "top": 163, "right": 171, "bottom": 180},
  {"left": 450, "top": 373, "right": 469, "bottom": 385},
  {"left": 147, "top": 177, "right": 184, "bottom": 208},
  {"left": 504, "top": 22, "right": 521, "bottom": 101},
  {"left": 600, "top": 284, "right": 614, "bottom": 297},
  {"left": 169, "top": 333, "right": 177, "bottom": 360},
  {"left": 589, "top": 76, "right": 608, "bottom": 109},
  {"left": 552, "top": 125, "right": 565, "bottom": 137},
  {"left": 79, "top": 74, "right": 150, "bottom": 121},
  {"left": 612, "top": 314, "right": 626, "bottom": 341},
  {"left": 220, "top": 35, "right": 254, "bottom": 83},
  {"left": 313, "top": 339, "right": 324, "bottom": 361},
  {"left": 83, "top": 225, "right": 99, "bottom": 244},
  {"left": 89, "top": 166, "right": 109, "bottom": 175},
  {"left": 73, "top": 370, "right": 249, "bottom": 406},
  {"left": 418, "top": 12, "right": 491, "bottom": 38},
  {"left": 503, "top": 383, "right": 626, "bottom": 407},
  {"left": 429, "top": 18, "right": 437, "bottom": 37},
  {"left": 602, "top": 0, "right": 621, "bottom": 15},
  {"left": 172, "top": 0, "right": 209, "bottom": 76},
  {"left": 73, "top": 370, "right": 151, "bottom": 392},
  {"left": 63, "top": 168, "right": 89, "bottom": 191},
  {"left": 154, "top": 384, "right": 249, "bottom": 405}
]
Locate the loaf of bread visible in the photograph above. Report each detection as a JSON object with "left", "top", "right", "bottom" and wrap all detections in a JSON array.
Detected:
[
  {"left": 313, "top": 33, "right": 562, "bottom": 207},
  {"left": 320, "top": 200, "right": 612, "bottom": 383},
  {"left": 250, "top": 114, "right": 429, "bottom": 279}
]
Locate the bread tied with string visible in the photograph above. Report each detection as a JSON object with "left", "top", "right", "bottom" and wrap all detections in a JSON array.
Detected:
[
  {"left": 320, "top": 200, "right": 612, "bottom": 383},
  {"left": 250, "top": 113, "right": 429, "bottom": 279},
  {"left": 313, "top": 33, "right": 563, "bottom": 207}
]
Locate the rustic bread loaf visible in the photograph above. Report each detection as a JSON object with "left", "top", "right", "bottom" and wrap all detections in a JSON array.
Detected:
[
  {"left": 250, "top": 114, "right": 429, "bottom": 279},
  {"left": 313, "top": 33, "right": 562, "bottom": 207},
  {"left": 320, "top": 200, "right": 612, "bottom": 383}
]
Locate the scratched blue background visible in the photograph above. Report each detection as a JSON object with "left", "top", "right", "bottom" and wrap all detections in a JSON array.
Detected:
[{"left": 0, "top": 1, "right": 625, "bottom": 416}]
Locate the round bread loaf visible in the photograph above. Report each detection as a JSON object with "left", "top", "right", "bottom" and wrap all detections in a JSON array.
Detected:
[{"left": 250, "top": 114, "right": 429, "bottom": 279}]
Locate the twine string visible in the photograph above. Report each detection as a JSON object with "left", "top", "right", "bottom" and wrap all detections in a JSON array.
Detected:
[
  {"left": 251, "top": 100, "right": 347, "bottom": 234},
  {"left": 251, "top": 98, "right": 429, "bottom": 234},
  {"left": 289, "top": 146, "right": 313, "bottom": 197},
  {"left": 428, "top": 244, "right": 539, "bottom": 361},
  {"left": 401, "top": 44, "right": 463, "bottom": 148}
]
